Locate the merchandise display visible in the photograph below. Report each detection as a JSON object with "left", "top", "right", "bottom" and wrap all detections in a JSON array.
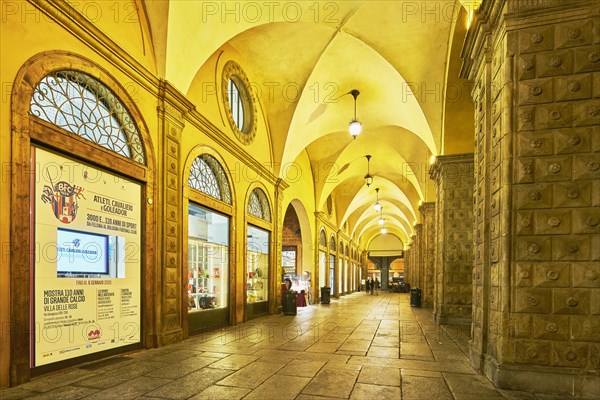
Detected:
[
  {"left": 188, "top": 239, "right": 228, "bottom": 312},
  {"left": 246, "top": 250, "right": 268, "bottom": 303},
  {"left": 246, "top": 225, "right": 270, "bottom": 305}
]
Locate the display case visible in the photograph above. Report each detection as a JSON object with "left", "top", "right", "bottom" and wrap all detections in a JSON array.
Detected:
[
  {"left": 246, "top": 250, "right": 268, "bottom": 303},
  {"left": 188, "top": 239, "right": 228, "bottom": 312}
]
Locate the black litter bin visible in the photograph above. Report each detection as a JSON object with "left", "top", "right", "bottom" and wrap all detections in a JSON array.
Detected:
[
  {"left": 410, "top": 288, "right": 422, "bottom": 307},
  {"left": 283, "top": 291, "right": 297, "bottom": 315},
  {"left": 320, "top": 287, "right": 331, "bottom": 304}
]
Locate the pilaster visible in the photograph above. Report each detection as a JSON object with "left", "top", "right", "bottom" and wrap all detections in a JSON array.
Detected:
[
  {"left": 271, "top": 179, "right": 287, "bottom": 314},
  {"left": 156, "top": 81, "right": 186, "bottom": 346}
]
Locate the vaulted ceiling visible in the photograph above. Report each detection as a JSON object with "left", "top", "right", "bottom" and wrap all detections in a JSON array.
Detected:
[{"left": 139, "top": 0, "right": 478, "bottom": 248}]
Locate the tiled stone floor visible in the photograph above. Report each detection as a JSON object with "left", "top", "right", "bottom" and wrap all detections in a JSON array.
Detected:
[{"left": 1, "top": 293, "right": 596, "bottom": 399}]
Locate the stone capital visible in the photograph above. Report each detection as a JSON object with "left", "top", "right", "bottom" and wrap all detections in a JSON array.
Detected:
[
  {"left": 419, "top": 201, "right": 435, "bottom": 215},
  {"left": 429, "top": 153, "right": 474, "bottom": 186}
]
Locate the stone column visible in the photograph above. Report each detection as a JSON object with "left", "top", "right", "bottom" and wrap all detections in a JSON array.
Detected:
[
  {"left": 430, "top": 153, "right": 474, "bottom": 325},
  {"left": 413, "top": 224, "right": 424, "bottom": 291},
  {"left": 404, "top": 248, "right": 411, "bottom": 284},
  {"left": 420, "top": 202, "right": 436, "bottom": 306},
  {"left": 381, "top": 262, "right": 390, "bottom": 290},
  {"left": 408, "top": 235, "right": 417, "bottom": 286},
  {"left": 461, "top": 0, "right": 599, "bottom": 396}
]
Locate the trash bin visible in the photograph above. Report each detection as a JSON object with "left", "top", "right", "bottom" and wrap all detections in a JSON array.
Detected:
[
  {"left": 320, "top": 287, "right": 331, "bottom": 304},
  {"left": 283, "top": 291, "right": 297, "bottom": 315},
  {"left": 410, "top": 288, "right": 422, "bottom": 307}
]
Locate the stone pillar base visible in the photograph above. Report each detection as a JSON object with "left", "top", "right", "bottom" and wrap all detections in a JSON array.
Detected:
[
  {"left": 434, "top": 314, "right": 471, "bottom": 326},
  {"left": 157, "top": 330, "right": 183, "bottom": 347},
  {"left": 475, "top": 353, "right": 600, "bottom": 397}
]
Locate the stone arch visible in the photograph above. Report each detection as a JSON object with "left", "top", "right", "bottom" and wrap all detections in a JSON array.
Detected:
[{"left": 9, "top": 51, "right": 156, "bottom": 385}]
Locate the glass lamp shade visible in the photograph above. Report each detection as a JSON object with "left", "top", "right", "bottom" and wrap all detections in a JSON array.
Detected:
[
  {"left": 378, "top": 217, "right": 385, "bottom": 225},
  {"left": 381, "top": 227, "right": 387, "bottom": 234},
  {"left": 364, "top": 174, "right": 373, "bottom": 187},
  {"left": 374, "top": 202, "right": 382, "bottom": 212},
  {"left": 349, "top": 120, "right": 362, "bottom": 138}
]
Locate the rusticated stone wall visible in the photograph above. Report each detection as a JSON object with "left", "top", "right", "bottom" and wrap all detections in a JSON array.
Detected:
[
  {"left": 408, "top": 234, "right": 417, "bottom": 286},
  {"left": 413, "top": 224, "right": 423, "bottom": 290},
  {"left": 420, "top": 202, "right": 436, "bottom": 306},
  {"left": 404, "top": 239, "right": 415, "bottom": 287},
  {"left": 462, "top": 0, "right": 599, "bottom": 396},
  {"left": 404, "top": 248, "right": 410, "bottom": 284},
  {"left": 430, "top": 154, "right": 474, "bottom": 326}
]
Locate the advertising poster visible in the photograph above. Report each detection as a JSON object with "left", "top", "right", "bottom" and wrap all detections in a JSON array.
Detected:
[{"left": 32, "top": 148, "right": 141, "bottom": 367}]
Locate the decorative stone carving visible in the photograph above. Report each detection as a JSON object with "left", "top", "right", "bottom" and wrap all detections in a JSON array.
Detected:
[
  {"left": 548, "top": 163, "right": 561, "bottom": 174},
  {"left": 430, "top": 154, "right": 474, "bottom": 325},
  {"left": 531, "top": 33, "right": 544, "bottom": 44},
  {"left": 568, "top": 28, "right": 581, "bottom": 39},
  {"left": 462, "top": 2, "right": 598, "bottom": 396},
  {"left": 547, "top": 217, "right": 561, "bottom": 227}
]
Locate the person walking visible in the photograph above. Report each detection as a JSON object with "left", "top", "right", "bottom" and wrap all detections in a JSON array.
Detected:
[
  {"left": 370, "top": 277, "right": 374, "bottom": 295},
  {"left": 374, "top": 278, "right": 380, "bottom": 295},
  {"left": 366, "top": 277, "right": 371, "bottom": 295}
]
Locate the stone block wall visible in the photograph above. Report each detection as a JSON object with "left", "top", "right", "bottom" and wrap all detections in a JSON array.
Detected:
[{"left": 462, "top": 0, "right": 600, "bottom": 395}]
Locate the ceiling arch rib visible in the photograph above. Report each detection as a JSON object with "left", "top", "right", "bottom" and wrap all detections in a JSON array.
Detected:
[
  {"left": 361, "top": 225, "right": 408, "bottom": 246},
  {"left": 313, "top": 130, "right": 428, "bottom": 213},
  {"left": 366, "top": 233, "right": 404, "bottom": 253},
  {"left": 352, "top": 204, "right": 412, "bottom": 242},
  {"left": 345, "top": 181, "right": 418, "bottom": 226},
  {"left": 280, "top": 29, "right": 437, "bottom": 173},
  {"left": 161, "top": 1, "right": 466, "bottom": 251},
  {"left": 166, "top": 1, "right": 363, "bottom": 93}
]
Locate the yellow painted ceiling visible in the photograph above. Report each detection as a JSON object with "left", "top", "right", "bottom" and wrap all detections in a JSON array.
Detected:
[{"left": 141, "top": 0, "right": 475, "bottom": 248}]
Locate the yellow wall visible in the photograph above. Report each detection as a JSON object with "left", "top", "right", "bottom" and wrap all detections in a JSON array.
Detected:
[
  {"left": 0, "top": 1, "right": 362, "bottom": 387},
  {"left": 0, "top": 4, "right": 161, "bottom": 387}
]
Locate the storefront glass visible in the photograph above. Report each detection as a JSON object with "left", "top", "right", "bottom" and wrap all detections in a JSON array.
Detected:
[
  {"left": 187, "top": 204, "right": 229, "bottom": 312},
  {"left": 247, "top": 225, "right": 269, "bottom": 304},
  {"left": 329, "top": 255, "right": 335, "bottom": 295},
  {"left": 319, "top": 250, "right": 326, "bottom": 289}
]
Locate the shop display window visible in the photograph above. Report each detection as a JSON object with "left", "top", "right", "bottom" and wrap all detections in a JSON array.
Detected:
[
  {"left": 247, "top": 225, "right": 269, "bottom": 303},
  {"left": 329, "top": 255, "right": 335, "bottom": 295},
  {"left": 188, "top": 204, "right": 229, "bottom": 312}
]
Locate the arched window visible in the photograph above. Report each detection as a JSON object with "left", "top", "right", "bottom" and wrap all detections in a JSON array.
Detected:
[
  {"left": 329, "top": 235, "right": 336, "bottom": 251},
  {"left": 188, "top": 154, "right": 232, "bottom": 204},
  {"left": 339, "top": 240, "right": 344, "bottom": 254},
  {"left": 247, "top": 188, "right": 271, "bottom": 222},
  {"left": 319, "top": 229, "right": 327, "bottom": 247},
  {"left": 345, "top": 245, "right": 349, "bottom": 257},
  {"left": 30, "top": 71, "right": 145, "bottom": 163}
]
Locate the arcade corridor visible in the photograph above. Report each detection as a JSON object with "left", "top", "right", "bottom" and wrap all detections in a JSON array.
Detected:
[
  {"left": 1, "top": 0, "right": 599, "bottom": 396},
  {"left": 0, "top": 293, "right": 591, "bottom": 400}
]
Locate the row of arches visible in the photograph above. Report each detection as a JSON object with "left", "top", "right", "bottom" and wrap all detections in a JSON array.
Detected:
[{"left": 316, "top": 228, "right": 361, "bottom": 297}]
